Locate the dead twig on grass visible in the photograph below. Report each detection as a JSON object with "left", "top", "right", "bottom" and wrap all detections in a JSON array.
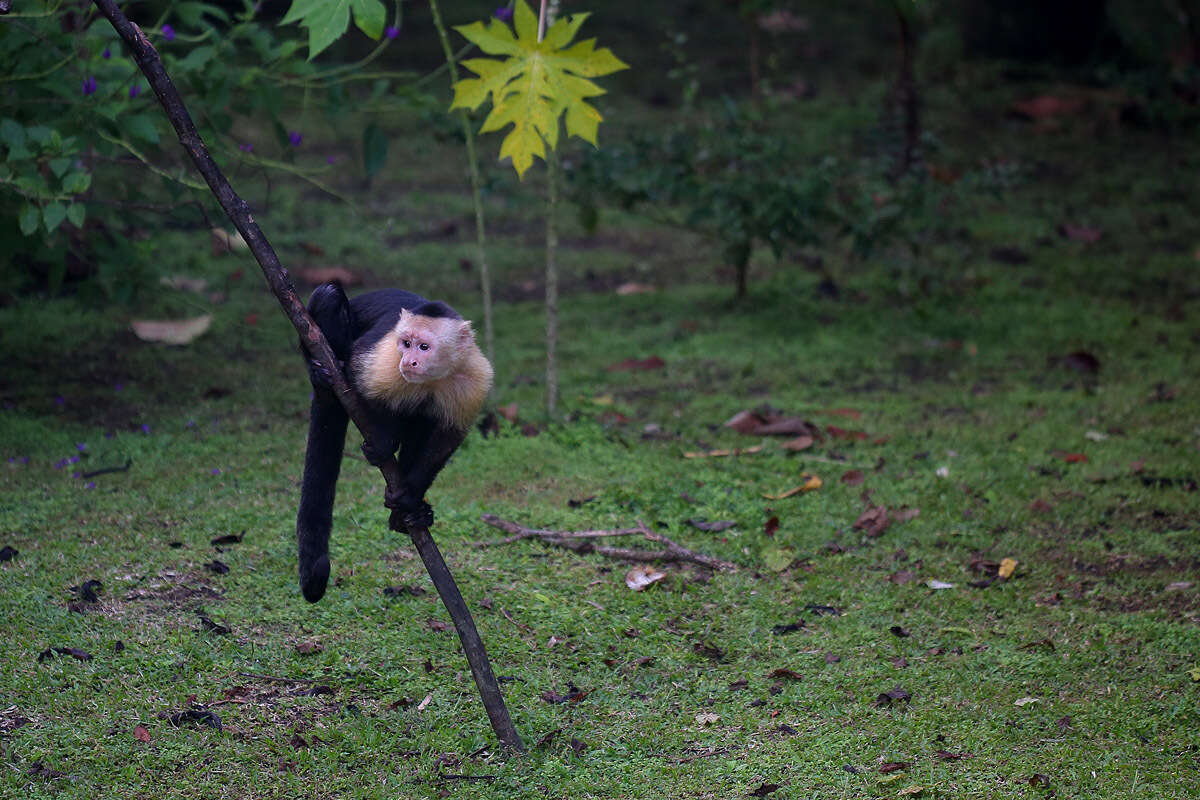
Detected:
[{"left": 477, "top": 515, "right": 738, "bottom": 572}]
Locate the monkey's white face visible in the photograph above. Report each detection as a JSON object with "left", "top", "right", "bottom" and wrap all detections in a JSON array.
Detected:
[{"left": 395, "top": 310, "right": 469, "bottom": 383}]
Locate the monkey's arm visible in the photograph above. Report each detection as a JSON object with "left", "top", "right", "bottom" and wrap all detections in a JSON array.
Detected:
[{"left": 377, "top": 421, "right": 468, "bottom": 529}]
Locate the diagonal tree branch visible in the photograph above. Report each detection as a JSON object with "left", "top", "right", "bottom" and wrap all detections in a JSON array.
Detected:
[{"left": 88, "top": 0, "right": 523, "bottom": 753}]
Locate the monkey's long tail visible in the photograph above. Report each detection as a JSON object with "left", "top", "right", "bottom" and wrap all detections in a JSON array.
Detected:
[{"left": 296, "top": 389, "right": 349, "bottom": 602}]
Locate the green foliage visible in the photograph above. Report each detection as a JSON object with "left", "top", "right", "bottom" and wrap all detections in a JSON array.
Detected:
[
  {"left": 450, "top": 0, "right": 628, "bottom": 178},
  {"left": 570, "top": 102, "right": 831, "bottom": 296},
  {"left": 281, "top": 0, "right": 387, "bottom": 59},
  {"left": 0, "top": 0, "right": 383, "bottom": 296}
]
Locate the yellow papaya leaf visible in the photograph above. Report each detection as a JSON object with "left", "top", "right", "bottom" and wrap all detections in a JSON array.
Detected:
[
  {"left": 451, "top": 1, "right": 628, "bottom": 178},
  {"left": 998, "top": 557, "right": 1018, "bottom": 579}
]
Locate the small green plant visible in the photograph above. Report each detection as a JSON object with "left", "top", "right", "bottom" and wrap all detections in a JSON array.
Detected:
[{"left": 570, "top": 102, "right": 831, "bottom": 299}]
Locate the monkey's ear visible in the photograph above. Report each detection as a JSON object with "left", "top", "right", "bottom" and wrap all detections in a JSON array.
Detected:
[
  {"left": 398, "top": 308, "right": 412, "bottom": 325},
  {"left": 458, "top": 319, "right": 474, "bottom": 341}
]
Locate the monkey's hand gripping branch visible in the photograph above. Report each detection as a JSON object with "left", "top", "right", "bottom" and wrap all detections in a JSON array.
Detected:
[{"left": 89, "top": 0, "right": 524, "bottom": 754}]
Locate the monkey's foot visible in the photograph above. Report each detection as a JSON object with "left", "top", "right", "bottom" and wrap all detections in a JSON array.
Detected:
[{"left": 395, "top": 502, "right": 434, "bottom": 533}]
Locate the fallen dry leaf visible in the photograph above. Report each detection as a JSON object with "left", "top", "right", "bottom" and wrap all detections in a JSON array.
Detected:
[
  {"left": 684, "top": 446, "right": 764, "bottom": 459},
  {"left": 724, "top": 409, "right": 769, "bottom": 433},
  {"left": 926, "top": 579, "right": 954, "bottom": 590},
  {"left": 1013, "top": 696, "right": 1040, "bottom": 706},
  {"left": 826, "top": 425, "right": 868, "bottom": 441},
  {"left": 132, "top": 725, "right": 151, "bottom": 743},
  {"left": 763, "top": 474, "right": 822, "bottom": 500},
  {"left": 131, "top": 315, "right": 212, "bottom": 345},
  {"left": 625, "top": 565, "right": 666, "bottom": 591},
  {"left": 780, "top": 435, "right": 814, "bottom": 451},
  {"left": 998, "top": 558, "right": 1018, "bottom": 580},
  {"left": 853, "top": 506, "right": 891, "bottom": 537},
  {"left": 695, "top": 712, "right": 720, "bottom": 726},
  {"left": 416, "top": 693, "right": 432, "bottom": 712},
  {"left": 295, "top": 640, "right": 323, "bottom": 655},
  {"left": 614, "top": 282, "right": 656, "bottom": 295},
  {"left": 841, "top": 469, "right": 865, "bottom": 486}
]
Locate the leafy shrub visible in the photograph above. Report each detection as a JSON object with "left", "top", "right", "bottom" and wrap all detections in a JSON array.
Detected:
[{"left": 568, "top": 101, "right": 832, "bottom": 298}]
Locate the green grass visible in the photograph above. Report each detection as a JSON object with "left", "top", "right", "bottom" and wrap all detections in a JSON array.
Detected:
[{"left": 3, "top": 52, "right": 1200, "bottom": 800}]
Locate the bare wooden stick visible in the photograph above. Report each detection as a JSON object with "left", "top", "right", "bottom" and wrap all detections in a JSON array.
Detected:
[
  {"left": 477, "top": 514, "right": 650, "bottom": 544},
  {"left": 91, "top": 0, "right": 523, "bottom": 753},
  {"left": 478, "top": 515, "right": 738, "bottom": 572}
]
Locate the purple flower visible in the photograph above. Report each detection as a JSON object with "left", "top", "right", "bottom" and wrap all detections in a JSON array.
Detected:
[
  {"left": 288, "top": 131, "right": 302, "bottom": 147},
  {"left": 129, "top": 85, "right": 141, "bottom": 99},
  {"left": 161, "top": 24, "right": 175, "bottom": 41},
  {"left": 68, "top": 455, "right": 80, "bottom": 465},
  {"left": 85, "top": 482, "right": 96, "bottom": 490},
  {"left": 385, "top": 25, "right": 399, "bottom": 39},
  {"left": 114, "top": 382, "right": 123, "bottom": 392},
  {"left": 21, "top": 456, "right": 29, "bottom": 464},
  {"left": 326, "top": 155, "right": 336, "bottom": 164},
  {"left": 494, "top": 7, "right": 513, "bottom": 22},
  {"left": 210, "top": 468, "right": 221, "bottom": 475},
  {"left": 76, "top": 443, "right": 87, "bottom": 452},
  {"left": 186, "top": 420, "right": 196, "bottom": 428},
  {"left": 140, "top": 424, "right": 150, "bottom": 434},
  {"left": 54, "top": 460, "right": 66, "bottom": 470},
  {"left": 82, "top": 76, "right": 97, "bottom": 96},
  {"left": 6, "top": 458, "right": 13, "bottom": 465},
  {"left": 72, "top": 471, "right": 81, "bottom": 479},
  {"left": 103, "top": 46, "right": 111, "bottom": 59},
  {"left": 104, "top": 431, "right": 114, "bottom": 439},
  {"left": 239, "top": 143, "right": 253, "bottom": 152},
  {"left": 54, "top": 395, "right": 66, "bottom": 406}
]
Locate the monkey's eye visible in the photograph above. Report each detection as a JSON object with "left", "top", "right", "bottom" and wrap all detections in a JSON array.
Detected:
[
  {"left": 402, "top": 339, "right": 411, "bottom": 348},
  {"left": 419, "top": 343, "right": 430, "bottom": 351}
]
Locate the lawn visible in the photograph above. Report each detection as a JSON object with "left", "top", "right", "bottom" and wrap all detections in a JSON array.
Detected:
[{"left": 2, "top": 31, "right": 1199, "bottom": 799}]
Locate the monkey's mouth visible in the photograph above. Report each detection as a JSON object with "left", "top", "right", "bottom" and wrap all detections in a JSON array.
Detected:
[{"left": 398, "top": 365, "right": 427, "bottom": 383}]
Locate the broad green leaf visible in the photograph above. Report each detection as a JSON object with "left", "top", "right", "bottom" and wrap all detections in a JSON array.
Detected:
[
  {"left": 125, "top": 114, "right": 161, "bottom": 145},
  {"left": 62, "top": 171, "right": 92, "bottom": 194},
  {"left": 42, "top": 202, "right": 67, "bottom": 234},
  {"left": 362, "top": 121, "right": 388, "bottom": 178},
  {"left": 0, "top": 118, "right": 26, "bottom": 151},
  {"left": 49, "top": 157, "right": 72, "bottom": 178},
  {"left": 175, "top": 1, "right": 231, "bottom": 26},
  {"left": 176, "top": 45, "right": 217, "bottom": 71},
  {"left": 762, "top": 545, "right": 796, "bottom": 573},
  {"left": 25, "top": 125, "right": 53, "bottom": 146},
  {"left": 18, "top": 203, "right": 40, "bottom": 236},
  {"left": 450, "top": 0, "right": 627, "bottom": 178},
  {"left": 282, "top": 0, "right": 386, "bottom": 59},
  {"left": 66, "top": 203, "right": 86, "bottom": 228}
]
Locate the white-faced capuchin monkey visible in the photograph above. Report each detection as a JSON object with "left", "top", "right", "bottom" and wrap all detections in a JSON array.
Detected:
[{"left": 296, "top": 282, "right": 493, "bottom": 602}]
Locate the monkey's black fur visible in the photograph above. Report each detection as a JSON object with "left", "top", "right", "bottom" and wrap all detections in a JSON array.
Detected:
[{"left": 296, "top": 283, "right": 474, "bottom": 603}]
